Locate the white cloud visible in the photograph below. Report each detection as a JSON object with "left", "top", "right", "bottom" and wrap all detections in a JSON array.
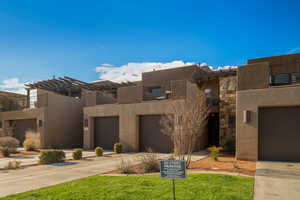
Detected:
[
  {"left": 216, "top": 65, "right": 237, "bottom": 70},
  {"left": 95, "top": 60, "right": 196, "bottom": 82},
  {"left": 287, "top": 47, "right": 300, "bottom": 54},
  {"left": 95, "top": 61, "right": 238, "bottom": 82},
  {"left": 0, "top": 78, "right": 27, "bottom": 94}
]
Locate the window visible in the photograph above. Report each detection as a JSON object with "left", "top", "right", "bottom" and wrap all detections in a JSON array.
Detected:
[
  {"left": 29, "top": 89, "right": 37, "bottom": 108},
  {"left": 149, "top": 87, "right": 161, "bottom": 97},
  {"left": 292, "top": 72, "right": 300, "bottom": 84},
  {"left": 270, "top": 74, "right": 291, "bottom": 86}
]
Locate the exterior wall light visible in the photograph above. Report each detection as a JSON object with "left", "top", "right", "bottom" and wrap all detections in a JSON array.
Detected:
[{"left": 243, "top": 110, "right": 251, "bottom": 123}]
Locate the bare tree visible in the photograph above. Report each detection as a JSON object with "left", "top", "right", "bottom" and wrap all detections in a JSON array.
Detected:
[{"left": 160, "top": 89, "right": 210, "bottom": 168}]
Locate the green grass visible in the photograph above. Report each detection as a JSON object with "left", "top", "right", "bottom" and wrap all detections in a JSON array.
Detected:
[{"left": 1, "top": 174, "right": 254, "bottom": 200}]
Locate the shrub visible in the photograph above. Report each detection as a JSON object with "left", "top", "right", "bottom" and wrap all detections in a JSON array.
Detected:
[
  {"left": 114, "top": 143, "right": 122, "bottom": 154},
  {"left": 23, "top": 131, "right": 41, "bottom": 151},
  {"left": 140, "top": 150, "right": 160, "bottom": 173},
  {"left": 39, "top": 150, "right": 65, "bottom": 164},
  {"left": 207, "top": 146, "right": 222, "bottom": 161},
  {"left": 117, "top": 158, "right": 135, "bottom": 174},
  {"left": 4, "top": 160, "right": 21, "bottom": 169},
  {"left": 95, "top": 146, "right": 103, "bottom": 157},
  {"left": 223, "top": 139, "right": 236, "bottom": 154},
  {"left": 0, "top": 137, "right": 20, "bottom": 157},
  {"left": 72, "top": 149, "right": 82, "bottom": 160}
]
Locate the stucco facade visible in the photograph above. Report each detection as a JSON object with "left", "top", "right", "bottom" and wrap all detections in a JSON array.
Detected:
[
  {"left": 83, "top": 65, "right": 236, "bottom": 152},
  {"left": 236, "top": 53, "right": 300, "bottom": 161}
]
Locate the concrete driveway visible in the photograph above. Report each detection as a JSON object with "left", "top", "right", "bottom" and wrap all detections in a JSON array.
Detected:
[
  {"left": 0, "top": 153, "right": 144, "bottom": 198},
  {"left": 254, "top": 161, "right": 300, "bottom": 200}
]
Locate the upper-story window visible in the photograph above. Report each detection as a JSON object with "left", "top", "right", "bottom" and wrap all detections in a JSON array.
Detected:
[
  {"left": 29, "top": 89, "right": 37, "bottom": 108},
  {"left": 270, "top": 74, "right": 291, "bottom": 86},
  {"left": 270, "top": 73, "right": 300, "bottom": 86},
  {"left": 149, "top": 87, "right": 161, "bottom": 97},
  {"left": 292, "top": 72, "right": 300, "bottom": 84}
]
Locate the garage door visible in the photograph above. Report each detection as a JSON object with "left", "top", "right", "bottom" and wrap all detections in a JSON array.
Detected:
[
  {"left": 139, "top": 115, "right": 172, "bottom": 153},
  {"left": 12, "top": 119, "right": 37, "bottom": 146},
  {"left": 94, "top": 117, "right": 119, "bottom": 150},
  {"left": 259, "top": 107, "right": 300, "bottom": 162}
]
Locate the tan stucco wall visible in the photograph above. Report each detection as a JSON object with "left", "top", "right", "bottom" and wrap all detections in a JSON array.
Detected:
[
  {"left": 84, "top": 100, "right": 185, "bottom": 151},
  {"left": 237, "top": 62, "right": 270, "bottom": 91},
  {"left": 44, "top": 91, "right": 84, "bottom": 148},
  {"left": 83, "top": 81, "right": 207, "bottom": 152},
  {"left": 236, "top": 85, "right": 300, "bottom": 160},
  {"left": 117, "top": 85, "right": 143, "bottom": 104}
]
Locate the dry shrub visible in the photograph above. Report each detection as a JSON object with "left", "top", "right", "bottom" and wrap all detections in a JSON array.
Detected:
[
  {"left": 140, "top": 149, "right": 160, "bottom": 173},
  {"left": 0, "top": 137, "right": 20, "bottom": 157},
  {"left": 117, "top": 158, "right": 135, "bottom": 174},
  {"left": 23, "top": 131, "right": 40, "bottom": 151},
  {"left": 160, "top": 90, "right": 210, "bottom": 168},
  {"left": 4, "top": 160, "right": 21, "bottom": 169}
]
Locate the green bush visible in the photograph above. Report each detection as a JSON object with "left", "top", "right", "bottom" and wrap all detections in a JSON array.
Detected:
[
  {"left": 39, "top": 150, "right": 65, "bottom": 164},
  {"left": 0, "top": 137, "right": 20, "bottom": 157},
  {"left": 223, "top": 139, "right": 236, "bottom": 154},
  {"left": 114, "top": 143, "right": 122, "bottom": 154},
  {"left": 72, "top": 149, "right": 82, "bottom": 160},
  {"left": 207, "top": 146, "right": 222, "bottom": 161},
  {"left": 95, "top": 146, "right": 103, "bottom": 157}
]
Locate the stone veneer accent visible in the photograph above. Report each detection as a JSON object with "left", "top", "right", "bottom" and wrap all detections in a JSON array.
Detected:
[{"left": 219, "top": 76, "right": 237, "bottom": 144}]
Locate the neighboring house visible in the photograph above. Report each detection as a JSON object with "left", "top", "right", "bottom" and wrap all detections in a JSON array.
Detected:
[
  {"left": 0, "top": 91, "right": 27, "bottom": 112},
  {"left": 236, "top": 53, "right": 300, "bottom": 162},
  {"left": 0, "top": 77, "right": 134, "bottom": 148},
  {"left": 0, "top": 91, "right": 27, "bottom": 137},
  {"left": 83, "top": 65, "right": 237, "bottom": 153}
]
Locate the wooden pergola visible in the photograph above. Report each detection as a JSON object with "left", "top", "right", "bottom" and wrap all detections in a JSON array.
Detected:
[{"left": 25, "top": 76, "right": 135, "bottom": 97}]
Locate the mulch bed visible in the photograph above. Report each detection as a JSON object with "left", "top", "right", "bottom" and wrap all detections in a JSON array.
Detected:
[
  {"left": 106, "top": 154, "right": 256, "bottom": 176},
  {"left": 189, "top": 154, "right": 256, "bottom": 176},
  {"left": 0, "top": 150, "right": 40, "bottom": 158}
]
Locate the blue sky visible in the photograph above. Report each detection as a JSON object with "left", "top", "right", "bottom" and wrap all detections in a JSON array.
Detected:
[{"left": 0, "top": 0, "right": 300, "bottom": 93}]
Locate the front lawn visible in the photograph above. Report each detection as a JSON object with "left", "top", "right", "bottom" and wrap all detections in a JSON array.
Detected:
[{"left": 1, "top": 174, "right": 254, "bottom": 200}]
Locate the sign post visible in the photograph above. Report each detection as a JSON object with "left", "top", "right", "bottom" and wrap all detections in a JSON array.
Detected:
[{"left": 160, "top": 160, "right": 186, "bottom": 200}]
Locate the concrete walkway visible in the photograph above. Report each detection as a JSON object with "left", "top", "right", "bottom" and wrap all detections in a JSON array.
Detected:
[
  {"left": 0, "top": 149, "right": 113, "bottom": 168},
  {"left": 254, "top": 161, "right": 300, "bottom": 200}
]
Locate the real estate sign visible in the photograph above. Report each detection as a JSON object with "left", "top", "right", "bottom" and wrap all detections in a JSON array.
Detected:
[{"left": 160, "top": 160, "right": 186, "bottom": 179}]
